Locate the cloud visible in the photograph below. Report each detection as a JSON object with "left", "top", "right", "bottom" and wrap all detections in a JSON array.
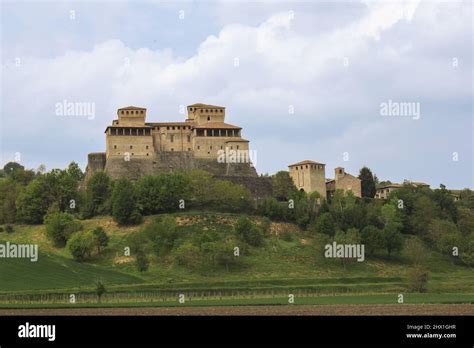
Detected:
[{"left": 1, "top": 0, "right": 472, "bottom": 187}]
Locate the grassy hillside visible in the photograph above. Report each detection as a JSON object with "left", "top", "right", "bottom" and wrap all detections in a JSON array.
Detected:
[{"left": 0, "top": 212, "right": 473, "bottom": 306}]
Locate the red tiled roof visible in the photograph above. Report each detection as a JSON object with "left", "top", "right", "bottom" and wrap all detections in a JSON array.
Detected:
[
  {"left": 194, "top": 122, "right": 241, "bottom": 129},
  {"left": 289, "top": 160, "right": 325, "bottom": 167},
  {"left": 118, "top": 106, "right": 146, "bottom": 110},
  {"left": 188, "top": 103, "right": 225, "bottom": 109}
]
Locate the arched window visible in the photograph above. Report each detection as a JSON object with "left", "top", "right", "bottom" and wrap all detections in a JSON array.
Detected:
[{"left": 207, "top": 116, "right": 210, "bottom": 121}]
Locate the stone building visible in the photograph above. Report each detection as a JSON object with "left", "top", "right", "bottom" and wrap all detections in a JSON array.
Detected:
[
  {"left": 325, "top": 167, "right": 362, "bottom": 198},
  {"left": 288, "top": 160, "right": 327, "bottom": 198},
  {"left": 375, "top": 181, "right": 429, "bottom": 199},
  {"left": 375, "top": 183, "right": 402, "bottom": 199},
  {"left": 86, "top": 103, "right": 268, "bottom": 197},
  {"left": 105, "top": 104, "right": 249, "bottom": 160}
]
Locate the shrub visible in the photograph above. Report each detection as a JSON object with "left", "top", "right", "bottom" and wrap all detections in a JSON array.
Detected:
[
  {"left": 67, "top": 231, "right": 95, "bottom": 262},
  {"left": 0, "top": 226, "right": 4, "bottom": 233},
  {"left": 234, "top": 216, "right": 264, "bottom": 247},
  {"left": 135, "top": 249, "right": 149, "bottom": 273},
  {"left": 44, "top": 210, "right": 83, "bottom": 247},
  {"left": 280, "top": 229, "right": 293, "bottom": 242},
  {"left": 5, "top": 225, "right": 14, "bottom": 233},
  {"left": 407, "top": 266, "right": 429, "bottom": 292},
  {"left": 313, "top": 213, "right": 336, "bottom": 236},
  {"left": 174, "top": 243, "right": 202, "bottom": 269}
]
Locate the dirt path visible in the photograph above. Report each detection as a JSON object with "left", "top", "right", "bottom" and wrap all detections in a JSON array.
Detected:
[{"left": 0, "top": 304, "right": 472, "bottom": 316}]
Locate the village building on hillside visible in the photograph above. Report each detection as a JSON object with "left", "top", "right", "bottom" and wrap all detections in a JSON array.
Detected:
[{"left": 288, "top": 161, "right": 361, "bottom": 199}]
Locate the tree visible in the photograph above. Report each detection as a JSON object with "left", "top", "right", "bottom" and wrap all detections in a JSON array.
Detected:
[
  {"left": 360, "top": 225, "right": 384, "bottom": 256},
  {"left": 426, "top": 219, "right": 461, "bottom": 256},
  {"left": 3, "top": 162, "right": 24, "bottom": 175},
  {"left": 408, "top": 266, "right": 429, "bottom": 292},
  {"left": 67, "top": 161, "right": 84, "bottom": 182},
  {"left": 204, "top": 237, "right": 242, "bottom": 271},
  {"left": 234, "top": 216, "right": 264, "bottom": 247},
  {"left": 92, "top": 227, "right": 109, "bottom": 255},
  {"left": 135, "top": 249, "right": 149, "bottom": 272},
  {"left": 16, "top": 178, "right": 52, "bottom": 224},
  {"left": 136, "top": 173, "right": 191, "bottom": 214},
  {"left": 44, "top": 209, "right": 83, "bottom": 247},
  {"left": 382, "top": 222, "right": 404, "bottom": 257},
  {"left": 0, "top": 179, "right": 21, "bottom": 224},
  {"left": 403, "top": 237, "right": 427, "bottom": 266},
  {"left": 210, "top": 180, "right": 254, "bottom": 213},
  {"left": 358, "top": 166, "right": 376, "bottom": 198},
  {"left": 409, "top": 195, "right": 440, "bottom": 237},
  {"left": 111, "top": 178, "right": 142, "bottom": 225},
  {"left": 144, "top": 216, "right": 178, "bottom": 256},
  {"left": 272, "top": 171, "right": 297, "bottom": 201},
  {"left": 334, "top": 228, "right": 361, "bottom": 269},
  {"left": 95, "top": 281, "right": 106, "bottom": 303},
  {"left": 67, "top": 231, "right": 95, "bottom": 261},
  {"left": 82, "top": 171, "right": 111, "bottom": 217},
  {"left": 313, "top": 212, "right": 336, "bottom": 236}
]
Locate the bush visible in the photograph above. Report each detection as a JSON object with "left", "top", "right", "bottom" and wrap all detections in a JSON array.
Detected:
[
  {"left": 92, "top": 227, "right": 109, "bottom": 255},
  {"left": 313, "top": 213, "right": 336, "bottom": 236},
  {"left": 5, "top": 225, "right": 14, "bottom": 233},
  {"left": 144, "top": 216, "right": 178, "bottom": 256},
  {"left": 407, "top": 266, "right": 429, "bottom": 292},
  {"left": 204, "top": 237, "right": 242, "bottom": 271},
  {"left": 280, "top": 229, "right": 293, "bottom": 242},
  {"left": 234, "top": 216, "right": 264, "bottom": 247},
  {"left": 135, "top": 249, "right": 149, "bottom": 273},
  {"left": 67, "top": 231, "right": 95, "bottom": 262},
  {"left": 44, "top": 210, "right": 83, "bottom": 247},
  {"left": 174, "top": 243, "right": 202, "bottom": 269},
  {"left": 360, "top": 225, "right": 384, "bottom": 256},
  {"left": 0, "top": 226, "right": 4, "bottom": 233}
]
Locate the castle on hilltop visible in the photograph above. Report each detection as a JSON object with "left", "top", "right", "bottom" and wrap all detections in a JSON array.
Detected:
[{"left": 86, "top": 103, "right": 271, "bottom": 195}]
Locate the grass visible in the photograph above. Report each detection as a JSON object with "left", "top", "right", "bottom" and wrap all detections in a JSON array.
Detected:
[
  {"left": 0, "top": 212, "right": 473, "bottom": 306},
  {"left": 0, "top": 293, "right": 472, "bottom": 309}
]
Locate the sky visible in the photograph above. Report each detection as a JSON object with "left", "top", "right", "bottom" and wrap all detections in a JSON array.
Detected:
[{"left": 0, "top": 0, "right": 472, "bottom": 188}]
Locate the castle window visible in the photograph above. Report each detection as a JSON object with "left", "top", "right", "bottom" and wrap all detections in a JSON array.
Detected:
[
  {"left": 187, "top": 135, "right": 191, "bottom": 142},
  {"left": 205, "top": 109, "right": 208, "bottom": 112},
  {"left": 126, "top": 111, "right": 129, "bottom": 114},
  {"left": 114, "top": 145, "right": 117, "bottom": 149},
  {"left": 200, "top": 109, "right": 203, "bottom": 113},
  {"left": 172, "top": 126, "right": 175, "bottom": 130},
  {"left": 220, "top": 146, "right": 223, "bottom": 149},
  {"left": 146, "top": 153, "right": 149, "bottom": 156},
  {"left": 170, "top": 135, "right": 174, "bottom": 143},
  {"left": 146, "top": 145, "right": 149, "bottom": 149},
  {"left": 207, "top": 116, "right": 210, "bottom": 121},
  {"left": 210, "top": 146, "right": 212, "bottom": 150},
  {"left": 141, "top": 110, "right": 144, "bottom": 114},
  {"left": 171, "top": 148, "right": 174, "bottom": 151},
  {"left": 188, "top": 148, "right": 191, "bottom": 151},
  {"left": 130, "top": 145, "right": 133, "bottom": 149},
  {"left": 237, "top": 145, "right": 239, "bottom": 150},
  {"left": 230, "top": 146, "right": 233, "bottom": 150},
  {"left": 197, "top": 146, "right": 200, "bottom": 150},
  {"left": 306, "top": 165, "right": 308, "bottom": 169}
]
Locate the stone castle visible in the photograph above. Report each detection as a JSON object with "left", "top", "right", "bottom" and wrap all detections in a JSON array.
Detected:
[
  {"left": 86, "top": 103, "right": 272, "bottom": 197},
  {"left": 86, "top": 103, "right": 361, "bottom": 200}
]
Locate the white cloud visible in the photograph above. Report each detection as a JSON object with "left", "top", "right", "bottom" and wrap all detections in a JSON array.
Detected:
[{"left": 1, "top": 0, "right": 472, "bottom": 187}]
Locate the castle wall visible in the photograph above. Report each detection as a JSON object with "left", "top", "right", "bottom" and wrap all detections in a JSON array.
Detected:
[{"left": 106, "top": 134, "right": 154, "bottom": 158}]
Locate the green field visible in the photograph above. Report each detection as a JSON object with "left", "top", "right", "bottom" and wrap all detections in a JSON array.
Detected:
[{"left": 0, "top": 212, "right": 473, "bottom": 307}]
